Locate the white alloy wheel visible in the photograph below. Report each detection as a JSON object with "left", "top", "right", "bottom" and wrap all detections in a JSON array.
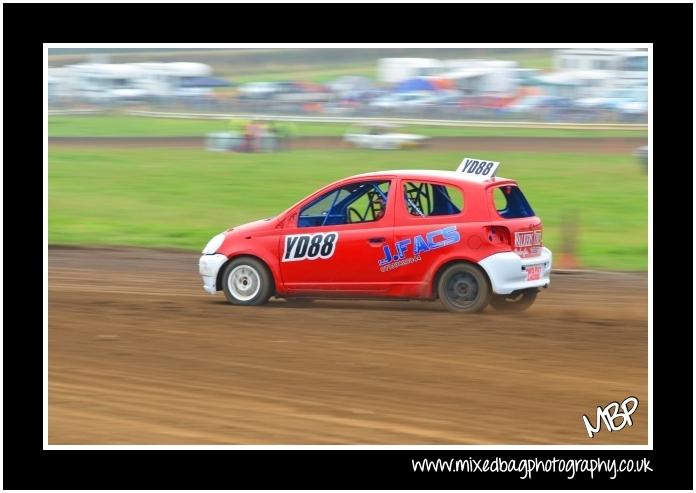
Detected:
[{"left": 227, "top": 264, "right": 261, "bottom": 301}]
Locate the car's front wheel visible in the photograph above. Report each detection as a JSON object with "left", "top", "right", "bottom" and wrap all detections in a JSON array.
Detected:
[
  {"left": 437, "top": 263, "right": 491, "bottom": 313},
  {"left": 221, "top": 257, "right": 273, "bottom": 306}
]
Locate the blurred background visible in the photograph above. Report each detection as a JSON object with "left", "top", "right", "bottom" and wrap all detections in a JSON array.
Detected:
[
  {"left": 48, "top": 47, "right": 649, "bottom": 445},
  {"left": 48, "top": 47, "right": 648, "bottom": 270}
]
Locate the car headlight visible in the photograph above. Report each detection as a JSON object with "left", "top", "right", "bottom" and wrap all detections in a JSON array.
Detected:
[{"left": 202, "top": 233, "right": 226, "bottom": 254}]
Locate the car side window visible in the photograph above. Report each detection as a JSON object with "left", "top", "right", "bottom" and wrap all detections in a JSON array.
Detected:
[
  {"left": 298, "top": 180, "right": 391, "bottom": 227},
  {"left": 403, "top": 181, "right": 464, "bottom": 217}
]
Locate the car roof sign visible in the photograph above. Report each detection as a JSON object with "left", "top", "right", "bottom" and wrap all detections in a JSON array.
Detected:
[{"left": 456, "top": 157, "right": 500, "bottom": 182}]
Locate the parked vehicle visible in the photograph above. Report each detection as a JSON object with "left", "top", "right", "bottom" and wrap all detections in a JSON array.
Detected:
[
  {"left": 368, "top": 91, "right": 440, "bottom": 110},
  {"left": 237, "top": 82, "right": 280, "bottom": 100},
  {"left": 344, "top": 124, "right": 429, "bottom": 150}
]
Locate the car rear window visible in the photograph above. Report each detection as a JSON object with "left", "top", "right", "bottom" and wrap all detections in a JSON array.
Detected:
[{"left": 493, "top": 185, "right": 535, "bottom": 218}]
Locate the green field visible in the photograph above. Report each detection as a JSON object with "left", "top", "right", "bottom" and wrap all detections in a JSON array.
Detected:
[
  {"left": 49, "top": 147, "right": 648, "bottom": 270},
  {"left": 49, "top": 115, "right": 649, "bottom": 139}
]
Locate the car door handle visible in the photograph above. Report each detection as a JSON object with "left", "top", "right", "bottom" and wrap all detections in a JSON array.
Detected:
[{"left": 368, "top": 237, "right": 386, "bottom": 244}]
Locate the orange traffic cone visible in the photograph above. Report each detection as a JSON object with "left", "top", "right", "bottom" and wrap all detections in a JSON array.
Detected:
[
  {"left": 557, "top": 209, "right": 581, "bottom": 270},
  {"left": 556, "top": 252, "right": 580, "bottom": 270}
]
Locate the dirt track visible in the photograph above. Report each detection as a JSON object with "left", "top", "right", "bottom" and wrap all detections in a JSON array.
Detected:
[
  {"left": 49, "top": 247, "right": 648, "bottom": 445},
  {"left": 49, "top": 136, "right": 647, "bottom": 153}
]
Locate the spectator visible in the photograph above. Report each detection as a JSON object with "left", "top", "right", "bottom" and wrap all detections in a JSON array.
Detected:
[{"left": 257, "top": 121, "right": 270, "bottom": 152}]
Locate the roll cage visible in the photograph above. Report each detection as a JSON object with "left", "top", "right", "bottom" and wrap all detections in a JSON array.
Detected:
[{"left": 403, "top": 181, "right": 461, "bottom": 217}]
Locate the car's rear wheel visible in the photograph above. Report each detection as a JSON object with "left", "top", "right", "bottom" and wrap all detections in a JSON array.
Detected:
[
  {"left": 437, "top": 263, "right": 491, "bottom": 313},
  {"left": 222, "top": 257, "right": 273, "bottom": 306},
  {"left": 489, "top": 289, "right": 538, "bottom": 312}
]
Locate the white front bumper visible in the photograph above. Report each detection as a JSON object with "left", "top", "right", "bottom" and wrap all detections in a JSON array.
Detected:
[
  {"left": 199, "top": 254, "right": 228, "bottom": 294},
  {"left": 478, "top": 247, "right": 552, "bottom": 295}
]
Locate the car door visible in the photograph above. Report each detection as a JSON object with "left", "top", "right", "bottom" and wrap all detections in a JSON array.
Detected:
[
  {"left": 279, "top": 179, "right": 395, "bottom": 294},
  {"left": 387, "top": 179, "right": 469, "bottom": 293}
]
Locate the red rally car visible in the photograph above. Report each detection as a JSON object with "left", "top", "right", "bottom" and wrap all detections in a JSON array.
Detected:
[{"left": 199, "top": 158, "right": 552, "bottom": 313}]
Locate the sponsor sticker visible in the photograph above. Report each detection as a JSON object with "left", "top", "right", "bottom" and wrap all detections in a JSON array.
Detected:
[
  {"left": 514, "top": 230, "right": 542, "bottom": 258},
  {"left": 378, "top": 225, "right": 461, "bottom": 272},
  {"left": 515, "top": 230, "right": 542, "bottom": 248}
]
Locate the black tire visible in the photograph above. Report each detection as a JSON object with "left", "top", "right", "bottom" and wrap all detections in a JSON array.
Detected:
[
  {"left": 437, "top": 263, "right": 491, "bottom": 313},
  {"left": 221, "top": 257, "right": 274, "bottom": 306},
  {"left": 489, "top": 289, "right": 538, "bottom": 313}
]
